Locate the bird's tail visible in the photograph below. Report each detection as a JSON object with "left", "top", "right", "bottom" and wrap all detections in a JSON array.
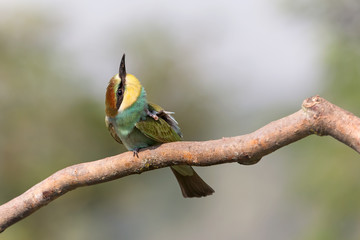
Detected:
[{"left": 170, "top": 165, "right": 214, "bottom": 198}]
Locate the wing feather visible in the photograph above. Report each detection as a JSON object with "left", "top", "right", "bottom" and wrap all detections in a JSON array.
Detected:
[{"left": 136, "top": 117, "right": 181, "bottom": 143}]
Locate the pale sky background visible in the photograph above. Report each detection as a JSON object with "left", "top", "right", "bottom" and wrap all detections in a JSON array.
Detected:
[{"left": 2, "top": 0, "right": 322, "bottom": 108}]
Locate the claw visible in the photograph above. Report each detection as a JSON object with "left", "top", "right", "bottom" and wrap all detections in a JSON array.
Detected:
[
  {"left": 133, "top": 149, "right": 139, "bottom": 158},
  {"left": 146, "top": 108, "right": 159, "bottom": 120}
]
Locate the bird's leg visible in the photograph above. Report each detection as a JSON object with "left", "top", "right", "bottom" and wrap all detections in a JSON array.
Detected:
[
  {"left": 133, "top": 148, "right": 140, "bottom": 158},
  {"left": 146, "top": 108, "right": 159, "bottom": 120}
]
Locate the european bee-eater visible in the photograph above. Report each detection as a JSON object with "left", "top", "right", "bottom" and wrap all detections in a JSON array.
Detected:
[{"left": 105, "top": 54, "right": 214, "bottom": 198}]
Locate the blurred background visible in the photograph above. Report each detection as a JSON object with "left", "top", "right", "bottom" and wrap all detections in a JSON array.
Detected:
[{"left": 1, "top": 0, "right": 360, "bottom": 239}]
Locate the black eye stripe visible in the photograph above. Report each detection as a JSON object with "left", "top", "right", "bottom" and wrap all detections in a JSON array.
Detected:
[
  {"left": 116, "top": 80, "right": 125, "bottom": 110},
  {"left": 117, "top": 54, "right": 126, "bottom": 110},
  {"left": 119, "top": 78, "right": 123, "bottom": 88}
]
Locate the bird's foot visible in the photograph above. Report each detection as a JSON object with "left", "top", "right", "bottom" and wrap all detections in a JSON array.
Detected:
[
  {"left": 133, "top": 149, "right": 140, "bottom": 158},
  {"left": 146, "top": 109, "right": 159, "bottom": 120}
]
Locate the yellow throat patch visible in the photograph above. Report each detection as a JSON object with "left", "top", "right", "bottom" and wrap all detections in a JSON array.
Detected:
[{"left": 120, "top": 73, "right": 142, "bottom": 111}]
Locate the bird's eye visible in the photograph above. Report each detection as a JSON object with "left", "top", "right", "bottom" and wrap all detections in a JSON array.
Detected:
[{"left": 117, "top": 89, "right": 122, "bottom": 96}]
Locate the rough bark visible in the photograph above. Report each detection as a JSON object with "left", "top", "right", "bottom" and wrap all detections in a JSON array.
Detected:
[{"left": 1, "top": 96, "right": 359, "bottom": 232}]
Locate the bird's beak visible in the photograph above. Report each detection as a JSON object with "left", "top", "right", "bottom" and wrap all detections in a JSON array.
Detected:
[{"left": 119, "top": 54, "right": 126, "bottom": 84}]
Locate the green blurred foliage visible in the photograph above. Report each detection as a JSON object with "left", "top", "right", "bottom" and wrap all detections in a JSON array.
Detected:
[{"left": 287, "top": 0, "right": 360, "bottom": 239}]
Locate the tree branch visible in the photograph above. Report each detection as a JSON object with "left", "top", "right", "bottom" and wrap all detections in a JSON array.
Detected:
[{"left": 1, "top": 95, "right": 360, "bottom": 232}]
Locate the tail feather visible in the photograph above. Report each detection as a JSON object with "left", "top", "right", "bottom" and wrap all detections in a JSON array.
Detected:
[{"left": 170, "top": 166, "right": 214, "bottom": 198}]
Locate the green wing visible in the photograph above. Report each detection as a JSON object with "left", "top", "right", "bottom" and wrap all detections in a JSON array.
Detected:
[
  {"left": 136, "top": 103, "right": 182, "bottom": 143},
  {"left": 136, "top": 117, "right": 181, "bottom": 143}
]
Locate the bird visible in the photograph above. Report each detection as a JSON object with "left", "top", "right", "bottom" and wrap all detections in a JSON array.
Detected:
[{"left": 105, "top": 54, "right": 214, "bottom": 198}]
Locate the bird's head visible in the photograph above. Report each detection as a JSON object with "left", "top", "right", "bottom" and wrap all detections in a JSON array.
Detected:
[{"left": 105, "top": 54, "right": 143, "bottom": 117}]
